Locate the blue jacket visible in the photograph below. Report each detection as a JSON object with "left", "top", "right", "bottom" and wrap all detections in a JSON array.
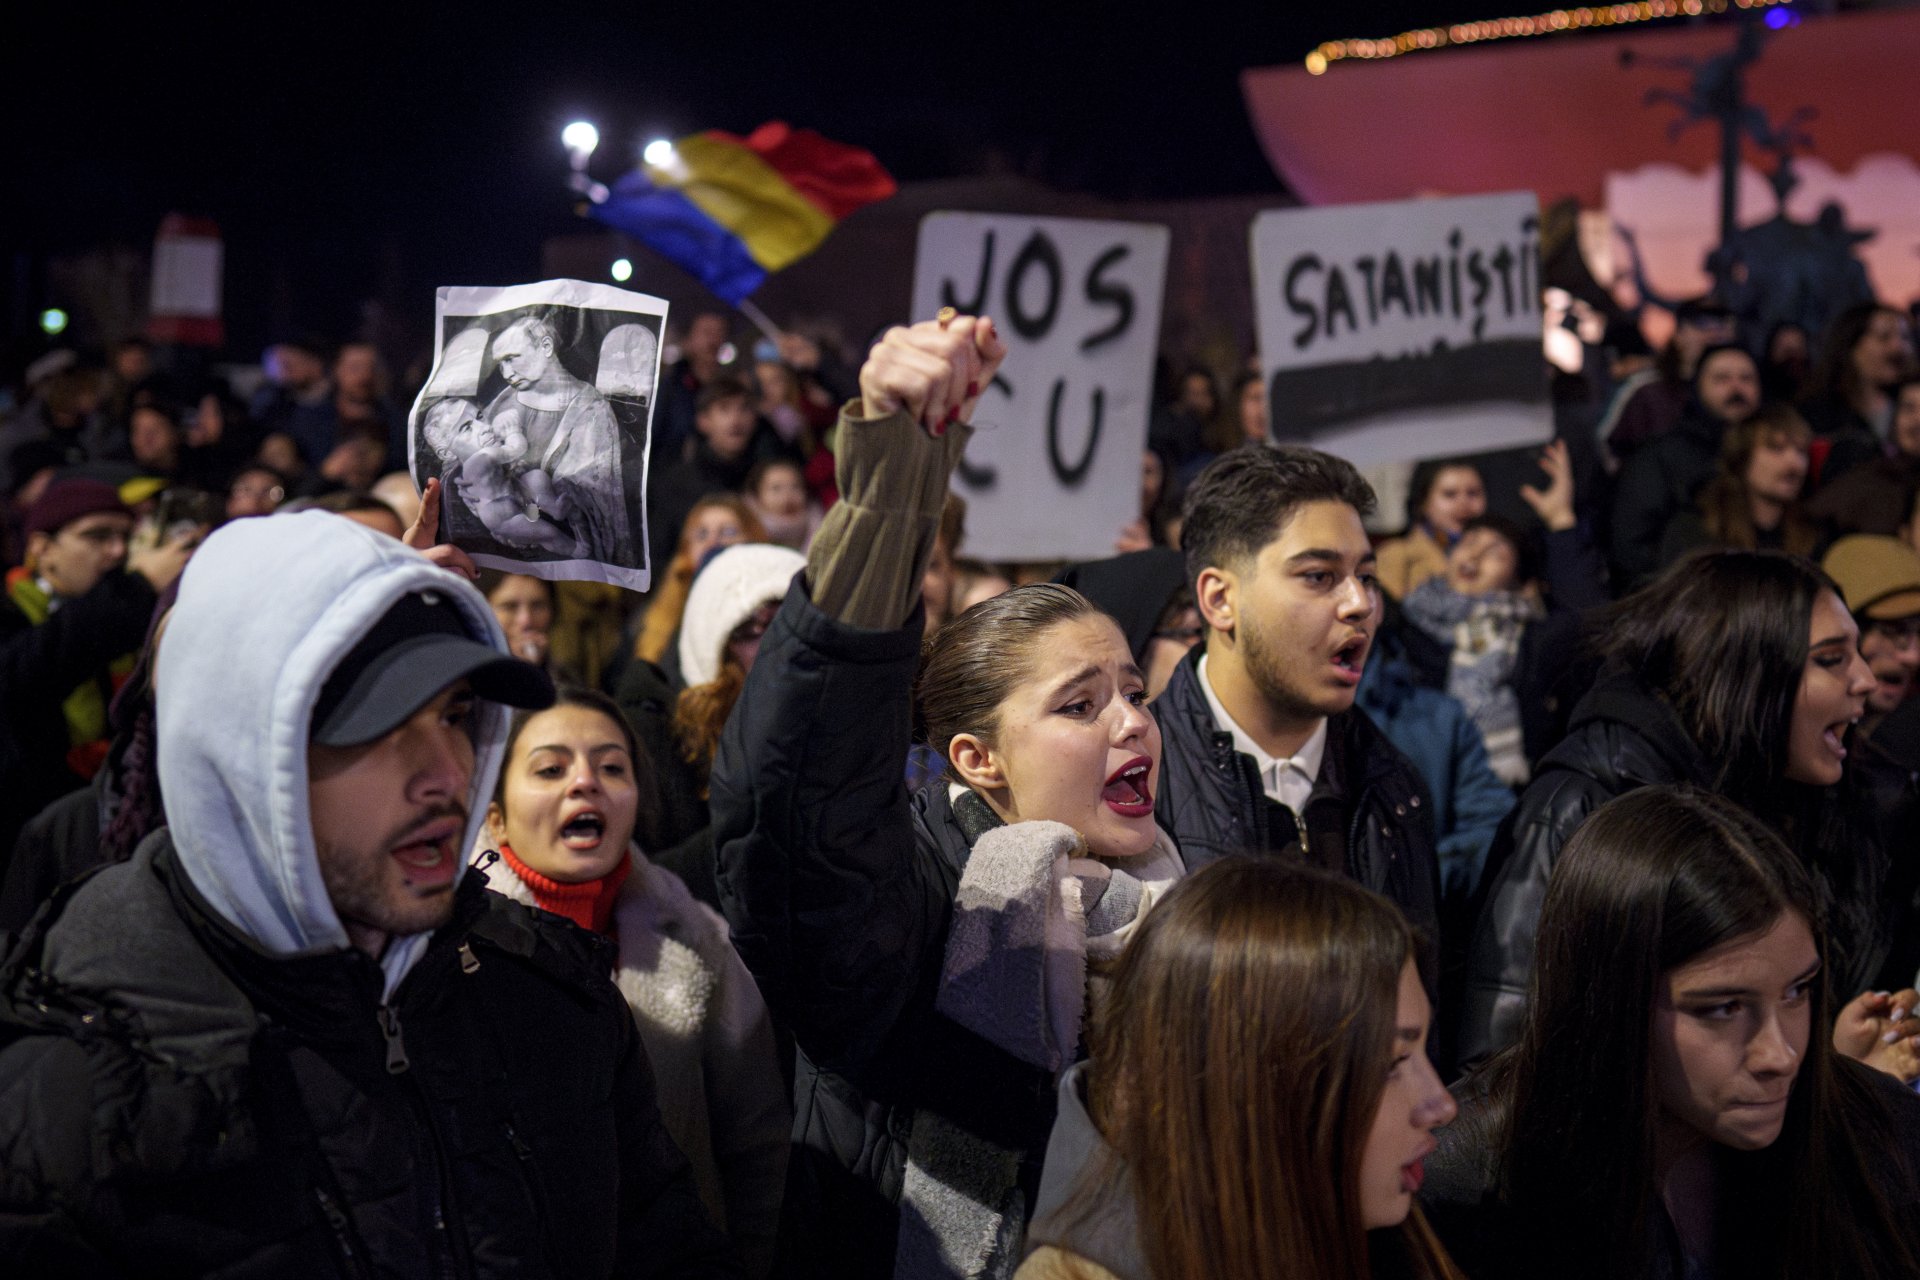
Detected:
[{"left": 1357, "top": 649, "right": 1514, "bottom": 901}]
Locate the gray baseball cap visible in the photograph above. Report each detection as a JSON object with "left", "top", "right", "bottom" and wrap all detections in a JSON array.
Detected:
[{"left": 311, "top": 590, "right": 554, "bottom": 747}]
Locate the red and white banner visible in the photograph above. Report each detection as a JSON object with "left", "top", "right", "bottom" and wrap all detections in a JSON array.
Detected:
[{"left": 147, "top": 213, "right": 224, "bottom": 347}]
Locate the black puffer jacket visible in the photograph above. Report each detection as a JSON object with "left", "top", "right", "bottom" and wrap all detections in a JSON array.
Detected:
[
  {"left": 1151, "top": 649, "right": 1441, "bottom": 983},
  {"left": 711, "top": 577, "right": 1056, "bottom": 1279},
  {"left": 0, "top": 834, "right": 741, "bottom": 1279},
  {"left": 1608, "top": 405, "right": 1724, "bottom": 588},
  {"left": 0, "top": 569, "right": 155, "bottom": 870},
  {"left": 1459, "top": 671, "right": 1913, "bottom": 1068}
]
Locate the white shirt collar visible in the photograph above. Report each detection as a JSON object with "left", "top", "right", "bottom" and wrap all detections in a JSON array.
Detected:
[{"left": 1197, "top": 652, "right": 1327, "bottom": 813}]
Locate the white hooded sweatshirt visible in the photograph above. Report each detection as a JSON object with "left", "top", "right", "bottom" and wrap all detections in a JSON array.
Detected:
[{"left": 155, "top": 511, "right": 511, "bottom": 999}]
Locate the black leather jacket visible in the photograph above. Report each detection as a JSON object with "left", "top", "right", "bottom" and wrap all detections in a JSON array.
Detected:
[{"left": 1459, "top": 671, "right": 1911, "bottom": 1069}]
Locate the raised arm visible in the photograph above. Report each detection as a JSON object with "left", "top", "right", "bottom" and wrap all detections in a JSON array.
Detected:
[
  {"left": 709, "top": 316, "right": 1005, "bottom": 1073},
  {"left": 1519, "top": 440, "right": 1609, "bottom": 612}
]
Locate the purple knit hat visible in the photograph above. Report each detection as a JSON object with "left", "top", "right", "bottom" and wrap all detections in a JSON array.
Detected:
[{"left": 24, "top": 477, "right": 131, "bottom": 538}]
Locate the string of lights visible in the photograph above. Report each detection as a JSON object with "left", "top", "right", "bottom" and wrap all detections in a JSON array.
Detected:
[{"left": 1304, "top": 0, "right": 1795, "bottom": 74}]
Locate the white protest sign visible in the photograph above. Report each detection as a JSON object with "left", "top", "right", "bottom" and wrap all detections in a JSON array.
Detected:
[
  {"left": 1251, "top": 192, "right": 1549, "bottom": 468},
  {"left": 912, "top": 212, "right": 1169, "bottom": 562}
]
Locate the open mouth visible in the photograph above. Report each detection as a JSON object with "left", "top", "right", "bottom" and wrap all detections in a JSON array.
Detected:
[
  {"left": 1822, "top": 715, "right": 1862, "bottom": 761},
  {"left": 1101, "top": 756, "right": 1155, "bottom": 817},
  {"left": 1400, "top": 1143, "right": 1433, "bottom": 1193},
  {"left": 1331, "top": 635, "right": 1369, "bottom": 684},
  {"left": 390, "top": 815, "right": 463, "bottom": 881},
  {"left": 560, "top": 810, "right": 607, "bottom": 850}
]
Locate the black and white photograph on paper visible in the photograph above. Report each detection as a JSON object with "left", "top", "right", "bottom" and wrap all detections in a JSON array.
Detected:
[{"left": 408, "top": 279, "right": 667, "bottom": 591}]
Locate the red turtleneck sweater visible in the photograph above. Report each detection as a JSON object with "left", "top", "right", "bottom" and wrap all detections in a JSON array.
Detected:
[{"left": 498, "top": 842, "right": 631, "bottom": 935}]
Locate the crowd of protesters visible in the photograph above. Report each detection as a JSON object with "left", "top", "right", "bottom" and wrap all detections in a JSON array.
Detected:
[{"left": 3, "top": 283, "right": 1920, "bottom": 1280}]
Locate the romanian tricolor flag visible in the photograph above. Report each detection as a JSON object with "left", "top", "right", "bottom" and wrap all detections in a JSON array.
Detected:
[{"left": 587, "top": 121, "right": 896, "bottom": 303}]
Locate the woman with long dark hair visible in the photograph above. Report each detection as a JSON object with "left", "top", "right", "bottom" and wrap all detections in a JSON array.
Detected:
[
  {"left": 1807, "top": 375, "right": 1920, "bottom": 539},
  {"left": 711, "top": 313, "right": 1186, "bottom": 1276},
  {"left": 1460, "top": 551, "right": 1915, "bottom": 1068},
  {"left": 1021, "top": 858, "right": 1463, "bottom": 1280},
  {"left": 1429, "top": 786, "right": 1920, "bottom": 1280},
  {"left": 1804, "top": 301, "right": 1914, "bottom": 486}
]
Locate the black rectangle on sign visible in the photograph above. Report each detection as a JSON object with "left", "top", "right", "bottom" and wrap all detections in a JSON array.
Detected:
[{"left": 1269, "top": 338, "right": 1547, "bottom": 438}]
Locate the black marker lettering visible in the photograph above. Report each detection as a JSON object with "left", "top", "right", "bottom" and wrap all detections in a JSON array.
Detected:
[
  {"left": 954, "top": 372, "right": 1012, "bottom": 490},
  {"left": 1468, "top": 250, "right": 1491, "bottom": 340},
  {"left": 1380, "top": 251, "right": 1411, "bottom": 318},
  {"left": 1490, "top": 243, "right": 1516, "bottom": 316},
  {"left": 1354, "top": 256, "right": 1380, "bottom": 325},
  {"left": 1448, "top": 229, "right": 1464, "bottom": 319},
  {"left": 1080, "top": 244, "right": 1135, "bottom": 354},
  {"left": 1324, "top": 266, "right": 1358, "bottom": 339},
  {"left": 1005, "top": 232, "right": 1063, "bottom": 341},
  {"left": 1286, "top": 254, "right": 1322, "bottom": 350},
  {"left": 1520, "top": 215, "right": 1540, "bottom": 311},
  {"left": 1413, "top": 257, "right": 1443, "bottom": 316},
  {"left": 941, "top": 232, "right": 995, "bottom": 314},
  {"left": 1047, "top": 379, "right": 1103, "bottom": 487}
]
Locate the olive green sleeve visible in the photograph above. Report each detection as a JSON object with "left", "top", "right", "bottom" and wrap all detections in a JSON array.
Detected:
[{"left": 805, "top": 401, "right": 973, "bottom": 630}]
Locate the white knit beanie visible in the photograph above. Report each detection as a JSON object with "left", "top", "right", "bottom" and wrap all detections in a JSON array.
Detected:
[{"left": 678, "top": 542, "right": 807, "bottom": 687}]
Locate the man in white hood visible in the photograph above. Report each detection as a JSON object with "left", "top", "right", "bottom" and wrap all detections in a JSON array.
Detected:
[{"left": 0, "top": 511, "right": 743, "bottom": 1277}]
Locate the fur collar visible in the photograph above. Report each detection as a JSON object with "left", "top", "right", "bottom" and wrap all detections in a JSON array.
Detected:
[{"left": 480, "top": 846, "right": 724, "bottom": 1039}]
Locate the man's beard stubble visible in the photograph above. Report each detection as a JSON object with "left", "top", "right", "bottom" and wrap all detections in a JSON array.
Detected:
[
  {"left": 315, "top": 801, "right": 468, "bottom": 947},
  {"left": 1237, "top": 608, "right": 1333, "bottom": 727}
]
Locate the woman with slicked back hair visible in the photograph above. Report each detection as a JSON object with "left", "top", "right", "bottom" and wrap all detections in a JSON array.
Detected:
[
  {"left": 1427, "top": 786, "right": 1920, "bottom": 1280},
  {"left": 1021, "top": 858, "right": 1463, "bottom": 1280},
  {"left": 711, "top": 313, "right": 1185, "bottom": 1276}
]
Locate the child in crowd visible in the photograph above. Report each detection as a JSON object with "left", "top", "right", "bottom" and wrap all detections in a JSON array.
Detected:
[
  {"left": 743, "top": 457, "right": 822, "bottom": 551},
  {"left": 422, "top": 397, "right": 583, "bottom": 557},
  {"left": 1401, "top": 442, "right": 1607, "bottom": 785}
]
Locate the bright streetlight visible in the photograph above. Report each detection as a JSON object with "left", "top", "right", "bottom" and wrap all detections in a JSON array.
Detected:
[{"left": 562, "top": 121, "right": 600, "bottom": 155}]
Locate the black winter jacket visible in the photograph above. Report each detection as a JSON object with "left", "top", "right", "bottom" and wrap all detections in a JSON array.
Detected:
[
  {"left": 1458, "top": 671, "right": 1710, "bottom": 1065},
  {"left": 0, "top": 769, "right": 106, "bottom": 934},
  {"left": 0, "top": 570, "right": 155, "bottom": 869},
  {"left": 0, "top": 834, "right": 742, "bottom": 1279},
  {"left": 711, "top": 577, "right": 1056, "bottom": 1279},
  {"left": 1608, "top": 405, "right": 1725, "bottom": 588},
  {"left": 1151, "top": 649, "right": 1442, "bottom": 985},
  {"left": 1459, "top": 671, "right": 1913, "bottom": 1068}
]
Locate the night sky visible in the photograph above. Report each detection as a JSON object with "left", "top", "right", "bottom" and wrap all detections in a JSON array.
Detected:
[{"left": 11, "top": 2, "right": 1555, "bottom": 357}]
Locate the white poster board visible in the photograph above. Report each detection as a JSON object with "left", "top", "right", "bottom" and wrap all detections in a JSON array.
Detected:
[
  {"left": 1251, "top": 192, "right": 1549, "bottom": 469},
  {"left": 911, "top": 212, "right": 1169, "bottom": 562},
  {"left": 408, "top": 279, "right": 666, "bottom": 592}
]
